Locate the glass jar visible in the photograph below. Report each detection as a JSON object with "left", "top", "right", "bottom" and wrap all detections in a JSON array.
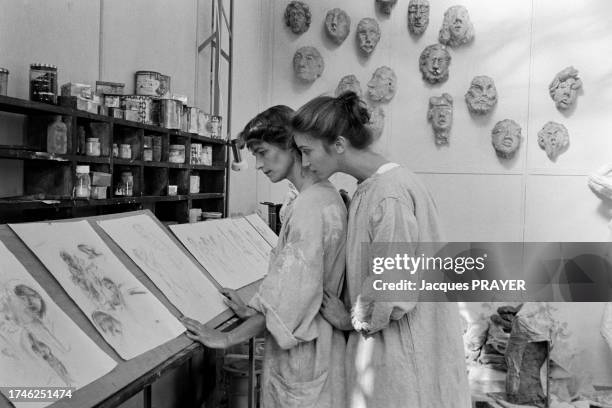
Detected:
[
  {"left": 121, "top": 171, "right": 133, "bottom": 196},
  {"left": 168, "top": 144, "right": 185, "bottom": 163},
  {"left": 0, "top": 68, "right": 8, "bottom": 96},
  {"left": 112, "top": 143, "right": 119, "bottom": 158},
  {"left": 75, "top": 165, "right": 91, "bottom": 198},
  {"left": 46, "top": 116, "right": 67, "bottom": 154},
  {"left": 86, "top": 138, "right": 101, "bottom": 157},
  {"left": 119, "top": 144, "right": 132, "bottom": 159},
  {"left": 30, "top": 63, "right": 58, "bottom": 104}
]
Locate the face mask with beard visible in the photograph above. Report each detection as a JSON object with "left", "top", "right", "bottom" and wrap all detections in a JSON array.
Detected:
[{"left": 465, "top": 76, "right": 498, "bottom": 115}]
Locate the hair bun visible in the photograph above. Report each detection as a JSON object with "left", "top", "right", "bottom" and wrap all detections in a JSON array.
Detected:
[{"left": 337, "top": 91, "right": 370, "bottom": 125}]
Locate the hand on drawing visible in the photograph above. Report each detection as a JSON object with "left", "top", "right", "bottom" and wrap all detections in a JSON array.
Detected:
[
  {"left": 321, "top": 290, "right": 353, "bottom": 331},
  {"left": 220, "top": 288, "right": 256, "bottom": 319},
  {"left": 182, "top": 317, "right": 229, "bottom": 349}
]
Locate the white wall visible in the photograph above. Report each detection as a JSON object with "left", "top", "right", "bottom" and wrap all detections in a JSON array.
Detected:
[{"left": 253, "top": 0, "right": 612, "bottom": 384}]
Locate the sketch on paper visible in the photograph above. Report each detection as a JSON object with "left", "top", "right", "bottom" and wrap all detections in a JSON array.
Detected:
[
  {"left": 98, "top": 214, "right": 226, "bottom": 323},
  {"left": 170, "top": 218, "right": 269, "bottom": 289},
  {"left": 231, "top": 217, "right": 273, "bottom": 262},
  {"left": 10, "top": 220, "right": 185, "bottom": 360},
  {"left": 244, "top": 214, "right": 278, "bottom": 247},
  {"left": 0, "top": 241, "right": 116, "bottom": 408}
]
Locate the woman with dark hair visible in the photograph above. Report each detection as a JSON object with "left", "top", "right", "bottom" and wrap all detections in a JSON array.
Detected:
[
  {"left": 183, "top": 106, "right": 347, "bottom": 407},
  {"left": 292, "top": 92, "right": 470, "bottom": 408}
]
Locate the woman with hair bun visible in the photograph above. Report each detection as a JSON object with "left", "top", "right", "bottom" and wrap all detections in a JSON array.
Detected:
[
  {"left": 292, "top": 92, "right": 470, "bottom": 408},
  {"left": 183, "top": 105, "right": 347, "bottom": 407}
]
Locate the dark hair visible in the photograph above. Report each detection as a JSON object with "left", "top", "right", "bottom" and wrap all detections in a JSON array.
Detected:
[
  {"left": 239, "top": 105, "right": 295, "bottom": 150},
  {"left": 291, "top": 91, "right": 372, "bottom": 149}
]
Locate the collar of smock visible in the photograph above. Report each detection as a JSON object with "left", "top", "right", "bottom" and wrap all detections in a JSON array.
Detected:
[{"left": 355, "top": 162, "right": 400, "bottom": 193}]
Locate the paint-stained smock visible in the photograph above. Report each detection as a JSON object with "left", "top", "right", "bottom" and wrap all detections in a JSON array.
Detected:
[
  {"left": 249, "top": 180, "right": 347, "bottom": 407},
  {"left": 345, "top": 166, "right": 471, "bottom": 408}
]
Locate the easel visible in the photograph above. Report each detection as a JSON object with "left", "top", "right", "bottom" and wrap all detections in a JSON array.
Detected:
[{"left": 0, "top": 210, "right": 261, "bottom": 408}]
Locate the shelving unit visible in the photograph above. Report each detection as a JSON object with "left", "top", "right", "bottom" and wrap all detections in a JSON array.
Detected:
[{"left": 0, "top": 95, "right": 229, "bottom": 224}]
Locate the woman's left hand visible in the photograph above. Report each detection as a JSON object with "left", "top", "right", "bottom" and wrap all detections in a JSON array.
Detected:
[{"left": 182, "top": 317, "right": 229, "bottom": 349}]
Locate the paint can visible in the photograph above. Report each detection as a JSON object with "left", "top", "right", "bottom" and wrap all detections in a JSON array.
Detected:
[
  {"left": 189, "top": 175, "right": 200, "bottom": 193},
  {"left": 121, "top": 95, "right": 154, "bottom": 124},
  {"left": 135, "top": 71, "right": 171, "bottom": 98},
  {"left": 168, "top": 144, "right": 185, "bottom": 163},
  {"left": 187, "top": 107, "right": 199, "bottom": 134},
  {"left": 0, "top": 68, "right": 8, "bottom": 96},
  {"left": 160, "top": 99, "right": 183, "bottom": 129}
]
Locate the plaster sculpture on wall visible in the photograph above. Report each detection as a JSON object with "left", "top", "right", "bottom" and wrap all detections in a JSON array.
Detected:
[
  {"left": 491, "top": 119, "right": 522, "bottom": 159},
  {"left": 439, "top": 5, "right": 474, "bottom": 48},
  {"left": 419, "top": 44, "right": 451, "bottom": 84},
  {"left": 336, "top": 74, "right": 363, "bottom": 98},
  {"left": 325, "top": 8, "right": 351, "bottom": 45},
  {"left": 537, "top": 121, "right": 569, "bottom": 161},
  {"left": 284, "top": 1, "right": 311, "bottom": 35},
  {"left": 588, "top": 164, "right": 612, "bottom": 201},
  {"left": 376, "top": 0, "right": 397, "bottom": 15},
  {"left": 428, "top": 93, "right": 453, "bottom": 145},
  {"left": 465, "top": 75, "right": 498, "bottom": 115},
  {"left": 366, "top": 105, "right": 385, "bottom": 141},
  {"left": 367, "top": 66, "right": 397, "bottom": 102},
  {"left": 408, "top": 0, "right": 430, "bottom": 36},
  {"left": 293, "top": 46, "right": 324, "bottom": 83},
  {"left": 549, "top": 66, "right": 582, "bottom": 111},
  {"left": 356, "top": 18, "right": 381, "bottom": 55}
]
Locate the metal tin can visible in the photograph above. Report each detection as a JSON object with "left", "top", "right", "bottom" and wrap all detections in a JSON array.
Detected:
[
  {"left": 181, "top": 105, "right": 189, "bottom": 132},
  {"left": 207, "top": 115, "right": 222, "bottom": 139},
  {"left": 30, "top": 63, "right": 57, "bottom": 104},
  {"left": 198, "top": 111, "right": 209, "bottom": 136},
  {"left": 0, "top": 68, "right": 8, "bottom": 96},
  {"left": 96, "top": 81, "right": 125, "bottom": 95},
  {"left": 135, "top": 71, "right": 171, "bottom": 98},
  {"left": 160, "top": 99, "right": 182, "bottom": 129},
  {"left": 121, "top": 95, "right": 154, "bottom": 124},
  {"left": 189, "top": 175, "right": 200, "bottom": 193},
  {"left": 190, "top": 143, "right": 202, "bottom": 164},
  {"left": 187, "top": 107, "right": 199, "bottom": 134},
  {"left": 104, "top": 94, "right": 122, "bottom": 108},
  {"left": 168, "top": 144, "right": 185, "bottom": 163}
]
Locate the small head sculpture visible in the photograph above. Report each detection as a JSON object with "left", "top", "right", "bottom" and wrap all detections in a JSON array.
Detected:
[
  {"left": 428, "top": 93, "right": 453, "bottom": 145},
  {"left": 376, "top": 0, "right": 398, "bottom": 15},
  {"left": 284, "top": 1, "right": 311, "bottom": 35},
  {"left": 408, "top": 0, "right": 430, "bottom": 36},
  {"left": 465, "top": 75, "right": 498, "bottom": 115},
  {"left": 367, "top": 66, "right": 397, "bottom": 102},
  {"left": 491, "top": 119, "right": 522, "bottom": 159},
  {"left": 293, "top": 46, "right": 324, "bottom": 83},
  {"left": 325, "top": 8, "right": 351, "bottom": 44},
  {"left": 537, "top": 121, "right": 569, "bottom": 161},
  {"left": 336, "top": 74, "right": 363, "bottom": 98},
  {"left": 439, "top": 5, "right": 474, "bottom": 48},
  {"left": 356, "top": 18, "right": 381, "bottom": 55},
  {"left": 419, "top": 44, "right": 451, "bottom": 84},
  {"left": 366, "top": 106, "right": 386, "bottom": 141},
  {"left": 549, "top": 66, "right": 582, "bottom": 110}
]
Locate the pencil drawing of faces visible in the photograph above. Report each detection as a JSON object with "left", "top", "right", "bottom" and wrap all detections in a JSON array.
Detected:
[
  {"left": 538, "top": 121, "right": 569, "bottom": 161},
  {"left": 549, "top": 66, "right": 582, "bottom": 110},
  {"left": 92, "top": 311, "right": 123, "bottom": 336},
  {"left": 367, "top": 66, "right": 397, "bottom": 102},
  {"left": 357, "top": 18, "right": 381, "bottom": 55},
  {"left": 439, "top": 5, "right": 474, "bottom": 48},
  {"left": 325, "top": 8, "right": 351, "bottom": 44},
  {"left": 284, "top": 1, "right": 311, "bottom": 34},
  {"left": 293, "top": 46, "right": 324, "bottom": 83},
  {"left": 419, "top": 44, "right": 451, "bottom": 84},
  {"left": 336, "top": 75, "right": 363, "bottom": 98},
  {"left": 376, "top": 0, "right": 397, "bottom": 15},
  {"left": 366, "top": 106, "right": 385, "bottom": 141},
  {"left": 465, "top": 76, "right": 498, "bottom": 115},
  {"left": 408, "top": 0, "right": 429, "bottom": 36},
  {"left": 428, "top": 93, "right": 453, "bottom": 145},
  {"left": 491, "top": 119, "right": 521, "bottom": 159},
  {"left": 14, "top": 284, "right": 45, "bottom": 320}
]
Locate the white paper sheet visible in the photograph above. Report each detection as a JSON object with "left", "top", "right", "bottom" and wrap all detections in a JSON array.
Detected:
[
  {"left": 244, "top": 214, "right": 279, "bottom": 247},
  {"left": 10, "top": 221, "right": 185, "bottom": 360},
  {"left": 170, "top": 219, "right": 268, "bottom": 289},
  {"left": 97, "top": 214, "right": 226, "bottom": 323},
  {"left": 231, "top": 217, "right": 272, "bottom": 262},
  {"left": 0, "top": 241, "right": 116, "bottom": 408}
]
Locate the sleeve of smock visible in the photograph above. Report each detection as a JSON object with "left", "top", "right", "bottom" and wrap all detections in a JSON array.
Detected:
[
  {"left": 248, "top": 205, "right": 325, "bottom": 349},
  {"left": 352, "top": 197, "right": 420, "bottom": 334}
]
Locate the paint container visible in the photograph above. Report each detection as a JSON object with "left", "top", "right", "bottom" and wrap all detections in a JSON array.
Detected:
[
  {"left": 168, "top": 185, "right": 178, "bottom": 196},
  {"left": 0, "top": 68, "right": 9, "bottom": 96},
  {"left": 191, "top": 143, "right": 202, "bottom": 164},
  {"left": 96, "top": 81, "right": 125, "bottom": 95},
  {"left": 189, "top": 175, "right": 200, "bottom": 193},
  {"left": 197, "top": 111, "right": 209, "bottom": 136},
  {"left": 86, "top": 138, "right": 101, "bottom": 157},
  {"left": 121, "top": 95, "right": 154, "bottom": 124},
  {"left": 168, "top": 144, "right": 185, "bottom": 163},
  {"left": 202, "top": 211, "right": 223, "bottom": 220},
  {"left": 135, "top": 71, "right": 171, "bottom": 98},
  {"left": 202, "top": 146, "right": 212, "bottom": 166},
  {"left": 189, "top": 208, "right": 202, "bottom": 223},
  {"left": 124, "top": 110, "right": 140, "bottom": 122},
  {"left": 75, "top": 165, "right": 91, "bottom": 198},
  {"left": 109, "top": 108, "right": 124, "bottom": 119},
  {"left": 160, "top": 99, "right": 183, "bottom": 129},
  {"left": 208, "top": 115, "right": 222, "bottom": 139},
  {"left": 152, "top": 136, "right": 162, "bottom": 162},
  {"left": 181, "top": 105, "right": 190, "bottom": 132},
  {"left": 187, "top": 107, "right": 199, "bottom": 134},
  {"left": 117, "top": 171, "right": 134, "bottom": 196},
  {"left": 30, "top": 63, "right": 57, "bottom": 104},
  {"left": 103, "top": 94, "right": 122, "bottom": 108},
  {"left": 90, "top": 186, "right": 107, "bottom": 200},
  {"left": 112, "top": 144, "right": 119, "bottom": 158},
  {"left": 119, "top": 144, "right": 132, "bottom": 160}
]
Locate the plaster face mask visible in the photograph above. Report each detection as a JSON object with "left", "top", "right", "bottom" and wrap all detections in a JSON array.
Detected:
[
  {"left": 428, "top": 93, "right": 453, "bottom": 145},
  {"left": 367, "top": 66, "right": 397, "bottom": 102},
  {"left": 336, "top": 74, "right": 363, "bottom": 98},
  {"left": 419, "top": 44, "right": 451, "bottom": 84},
  {"left": 465, "top": 75, "right": 498, "bottom": 115},
  {"left": 293, "top": 46, "right": 324, "bottom": 83},
  {"left": 549, "top": 66, "right": 582, "bottom": 110},
  {"left": 408, "top": 0, "right": 430, "bottom": 36},
  {"left": 439, "top": 5, "right": 474, "bottom": 48},
  {"left": 325, "top": 8, "right": 351, "bottom": 45},
  {"left": 537, "top": 121, "right": 569, "bottom": 161},
  {"left": 366, "top": 106, "right": 385, "bottom": 141},
  {"left": 284, "top": 1, "right": 311, "bottom": 35},
  {"left": 491, "top": 119, "right": 522, "bottom": 159},
  {"left": 376, "top": 0, "right": 397, "bottom": 15},
  {"left": 356, "top": 18, "right": 381, "bottom": 55}
]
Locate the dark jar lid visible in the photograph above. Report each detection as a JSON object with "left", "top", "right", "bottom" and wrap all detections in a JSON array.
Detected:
[
  {"left": 0, "top": 67, "right": 9, "bottom": 74},
  {"left": 30, "top": 63, "right": 57, "bottom": 70}
]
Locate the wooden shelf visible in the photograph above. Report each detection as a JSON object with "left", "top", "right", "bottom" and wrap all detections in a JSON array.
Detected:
[
  {"left": 0, "top": 148, "right": 71, "bottom": 162},
  {"left": 190, "top": 193, "right": 224, "bottom": 200},
  {"left": 113, "top": 158, "right": 143, "bottom": 166}
]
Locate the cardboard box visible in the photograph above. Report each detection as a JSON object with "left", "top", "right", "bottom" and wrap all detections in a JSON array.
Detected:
[
  {"left": 90, "top": 186, "right": 107, "bottom": 199},
  {"left": 61, "top": 83, "right": 93, "bottom": 99},
  {"left": 96, "top": 81, "right": 125, "bottom": 95},
  {"left": 91, "top": 171, "right": 112, "bottom": 187}
]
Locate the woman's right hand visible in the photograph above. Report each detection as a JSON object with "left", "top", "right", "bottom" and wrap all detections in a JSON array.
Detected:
[
  {"left": 321, "top": 290, "right": 353, "bottom": 331},
  {"left": 220, "top": 288, "right": 256, "bottom": 319}
]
